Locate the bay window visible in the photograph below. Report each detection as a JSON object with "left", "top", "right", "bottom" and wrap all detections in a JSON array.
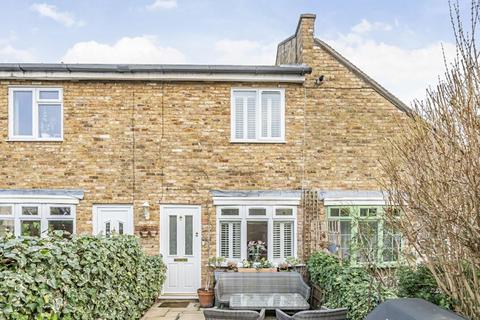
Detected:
[
  {"left": 217, "top": 205, "right": 296, "bottom": 263},
  {"left": 327, "top": 206, "right": 402, "bottom": 265},
  {"left": 0, "top": 203, "right": 75, "bottom": 237},
  {"left": 8, "top": 87, "right": 63, "bottom": 141}
]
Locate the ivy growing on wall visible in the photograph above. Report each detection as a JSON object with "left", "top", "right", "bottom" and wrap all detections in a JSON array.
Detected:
[{"left": 0, "top": 233, "right": 166, "bottom": 319}]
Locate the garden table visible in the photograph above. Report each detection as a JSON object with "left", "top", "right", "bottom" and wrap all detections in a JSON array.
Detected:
[{"left": 229, "top": 293, "right": 309, "bottom": 311}]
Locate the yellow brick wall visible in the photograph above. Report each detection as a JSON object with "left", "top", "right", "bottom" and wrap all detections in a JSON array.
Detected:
[{"left": 0, "top": 15, "right": 408, "bottom": 284}]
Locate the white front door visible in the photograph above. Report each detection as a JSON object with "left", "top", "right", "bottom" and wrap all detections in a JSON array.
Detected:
[
  {"left": 93, "top": 205, "right": 134, "bottom": 235},
  {"left": 160, "top": 205, "right": 201, "bottom": 294}
]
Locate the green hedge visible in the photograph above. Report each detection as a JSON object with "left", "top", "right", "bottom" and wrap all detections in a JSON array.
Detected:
[
  {"left": 307, "top": 252, "right": 395, "bottom": 320},
  {"left": 0, "top": 233, "right": 166, "bottom": 320},
  {"left": 396, "top": 265, "right": 452, "bottom": 309}
]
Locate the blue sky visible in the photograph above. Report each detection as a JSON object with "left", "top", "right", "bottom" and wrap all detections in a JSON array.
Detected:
[{"left": 0, "top": 0, "right": 467, "bottom": 104}]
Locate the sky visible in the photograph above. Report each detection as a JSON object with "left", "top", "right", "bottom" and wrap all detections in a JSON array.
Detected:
[{"left": 0, "top": 0, "right": 469, "bottom": 105}]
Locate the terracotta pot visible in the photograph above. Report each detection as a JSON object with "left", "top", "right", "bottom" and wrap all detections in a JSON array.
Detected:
[{"left": 197, "top": 288, "right": 215, "bottom": 308}]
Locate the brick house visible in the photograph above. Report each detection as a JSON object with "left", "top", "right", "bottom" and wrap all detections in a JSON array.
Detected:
[{"left": 0, "top": 14, "right": 408, "bottom": 296}]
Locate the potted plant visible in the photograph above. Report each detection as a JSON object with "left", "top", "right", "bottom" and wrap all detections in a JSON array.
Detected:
[
  {"left": 255, "top": 258, "right": 277, "bottom": 272},
  {"left": 197, "top": 256, "right": 224, "bottom": 307}
]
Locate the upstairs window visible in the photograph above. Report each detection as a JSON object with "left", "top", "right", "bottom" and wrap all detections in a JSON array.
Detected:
[
  {"left": 231, "top": 89, "right": 285, "bottom": 143},
  {"left": 8, "top": 88, "right": 63, "bottom": 141}
]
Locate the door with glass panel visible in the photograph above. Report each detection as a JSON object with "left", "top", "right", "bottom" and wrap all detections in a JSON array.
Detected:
[
  {"left": 160, "top": 205, "right": 201, "bottom": 294},
  {"left": 93, "top": 205, "right": 133, "bottom": 236}
]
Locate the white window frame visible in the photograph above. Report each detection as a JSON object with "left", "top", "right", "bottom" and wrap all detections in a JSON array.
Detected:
[
  {"left": 230, "top": 88, "right": 285, "bottom": 143},
  {"left": 216, "top": 205, "right": 297, "bottom": 264},
  {"left": 0, "top": 202, "right": 76, "bottom": 237},
  {"left": 8, "top": 87, "right": 64, "bottom": 141}
]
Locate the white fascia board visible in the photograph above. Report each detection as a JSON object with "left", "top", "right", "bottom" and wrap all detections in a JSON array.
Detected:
[
  {"left": 0, "top": 71, "right": 305, "bottom": 83},
  {"left": 212, "top": 197, "right": 301, "bottom": 206},
  {"left": 0, "top": 195, "right": 80, "bottom": 204}
]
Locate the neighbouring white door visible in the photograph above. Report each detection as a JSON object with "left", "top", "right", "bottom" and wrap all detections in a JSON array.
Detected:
[
  {"left": 93, "top": 205, "right": 134, "bottom": 235},
  {"left": 160, "top": 205, "right": 201, "bottom": 294}
]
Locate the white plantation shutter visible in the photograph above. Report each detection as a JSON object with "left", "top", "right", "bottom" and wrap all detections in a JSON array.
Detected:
[
  {"left": 220, "top": 221, "right": 241, "bottom": 259},
  {"left": 247, "top": 95, "right": 256, "bottom": 139},
  {"left": 234, "top": 96, "right": 245, "bottom": 139},
  {"left": 233, "top": 91, "right": 257, "bottom": 140},
  {"left": 261, "top": 91, "right": 282, "bottom": 139},
  {"left": 273, "top": 221, "right": 294, "bottom": 259}
]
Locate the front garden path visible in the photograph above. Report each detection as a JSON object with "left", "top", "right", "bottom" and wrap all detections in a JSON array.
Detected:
[{"left": 141, "top": 301, "right": 276, "bottom": 319}]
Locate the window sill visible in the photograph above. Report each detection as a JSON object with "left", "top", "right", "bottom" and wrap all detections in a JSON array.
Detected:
[
  {"left": 230, "top": 140, "right": 286, "bottom": 144},
  {"left": 7, "top": 138, "right": 64, "bottom": 142}
]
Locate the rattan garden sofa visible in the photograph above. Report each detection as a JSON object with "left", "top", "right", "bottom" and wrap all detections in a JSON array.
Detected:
[
  {"left": 203, "top": 308, "right": 266, "bottom": 320},
  {"left": 215, "top": 272, "right": 310, "bottom": 309},
  {"left": 275, "top": 307, "right": 348, "bottom": 320}
]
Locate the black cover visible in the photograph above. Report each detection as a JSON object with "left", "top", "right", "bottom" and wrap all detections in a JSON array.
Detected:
[{"left": 365, "top": 298, "right": 466, "bottom": 320}]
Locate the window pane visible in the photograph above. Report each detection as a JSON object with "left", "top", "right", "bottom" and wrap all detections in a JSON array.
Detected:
[
  {"left": 38, "top": 104, "right": 62, "bottom": 138},
  {"left": 220, "top": 221, "right": 241, "bottom": 259},
  {"left": 221, "top": 208, "right": 239, "bottom": 216},
  {"left": 50, "top": 207, "right": 71, "bottom": 216},
  {"left": 21, "top": 220, "right": 41, "bottom": 236},
  {"left": 169, "top": 215, "right": 177, "bottom": 255},
  {"left": 261, "top": 91, "right": 281, "bottom": 138},
  {"left": 22, "top": 206, "right": 38, "bottom": 216},
  {"left": 185, "top": 215, "right": 193, "bottom": 255},
  {"left": 13, "top": 91, "right": 33, "bottom": 136},
  {"left": 246, "top": 95, "right": 256, "bottom": 139},
  {"left": 39, "top": 90, "right": 59, "bottom": 100},
  {"left": 234, "top": 96, "right": 244, "bottom": 139},
  {"left": 339, "top": 221, "right": 352, "bottom": 259},
  {"left": 118, "top": 222, "right": 124, "bottom": 235},
  {"left": 273, "top": 221, "right": 294, "bottom": 259},
  {"left": 48, "top": 220, "right": 73, "bottom": 235},
  {"left": 105, "top": 221, "right": 111, "bottom": 236},
  {"left": 276, "top": 208, "right": 293, "bottom": 216},
  {"left": 357, "top": 221, "right": 379, "bottom": 262},
  {"left": 249, "top": 208, "right": 266, "bottom": 216},
  {"left": 340, "top": 208, "right": 350, "bottom": 217},
  {"left": 247, "top": 221, "right": 268, "bottom": 261},
  {"left": 330, "top": 208, "right": 339, "bottom": 217},
  {"left": 0, "top": 220, "right": 14, "bottom": 236},
  {"left": 383, "top": 226, "right": 401, "bottom": 262},
  {"left": 0, "top": 206, "right": 12, "bottom": 216}
]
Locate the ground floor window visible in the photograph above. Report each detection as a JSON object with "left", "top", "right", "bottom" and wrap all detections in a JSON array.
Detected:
[
  {"left": 327, "top": 206, "right": 402, "bottom": 265},
  {"left": 217, "top": 205, "right": 296, "bottom": 263},
  {"left": 0, "top": 203, "right": 76, "bottom": 237}
]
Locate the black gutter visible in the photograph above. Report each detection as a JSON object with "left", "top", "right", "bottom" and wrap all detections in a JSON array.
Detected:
[{"left": 0, "top": 63, "right": 312, "bottom": 75}]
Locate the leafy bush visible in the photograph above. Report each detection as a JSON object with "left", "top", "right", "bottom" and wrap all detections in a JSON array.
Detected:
[
  {"left": 397, "top": 265, "right": 452, "bottom": 309},
  {"left": 307, "top": 252, "right": 395, "bottom": 320},
  {"left": 0, "top": 233, "right": 166, "bottom": 320}
]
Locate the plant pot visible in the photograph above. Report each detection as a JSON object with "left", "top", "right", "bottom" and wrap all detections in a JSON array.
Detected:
[
  {"left": 257, "top": 268, "right": 277, "bottom": 272},
  {"left": 197, "top": 288, "right": 215, "bottom": 308}
]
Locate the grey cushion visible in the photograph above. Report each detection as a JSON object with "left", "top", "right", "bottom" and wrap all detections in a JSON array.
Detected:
[
  {"left": 276, "top": 308, "right": 348, "bottom": 320},
  {"left": 203, "top": 308, "right": 265, "bottom": 320},
  {"left": 215, "top": 272, "right": 311, "bottom": 307}
]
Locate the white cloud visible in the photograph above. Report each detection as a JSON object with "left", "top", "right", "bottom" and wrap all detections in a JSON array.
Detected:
[
  {"left": 351, "top": 19, "right": 392, "bottom": 34},
  {"left": 324, "top": 19, "right": 455, "bottom": 104},
  {"left": 147, "top": 0, "right": 177, "bottom": 10},
  {"left": 0, "top": 38, "right": 35, "bottom": 62},
  {"left": 62, "top": 36, "right": 186, "bottom": 64},
  {"left": 211, "top": 39, "right": 276, "bottom": 65},
  {"left": 30, "top": 3, "right": 84, "bottom": 27}
]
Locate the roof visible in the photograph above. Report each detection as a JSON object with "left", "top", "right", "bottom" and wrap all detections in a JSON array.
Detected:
[
  {"left": 0, "top": 189, "right": 84, "bottom": 199},
  {"left": 211, "top": 190, "right": 301, "bottom": 198},
  {"left": 0, "top": 63, "right": 311, "bottom": 75},
  {"left": 314, "top": 38, "right": 411, "bottom": 114}
]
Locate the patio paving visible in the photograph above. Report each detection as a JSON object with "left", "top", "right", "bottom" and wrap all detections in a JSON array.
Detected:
[{"left": 141, "top": 300, "right": 276, "bottom": 319}]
